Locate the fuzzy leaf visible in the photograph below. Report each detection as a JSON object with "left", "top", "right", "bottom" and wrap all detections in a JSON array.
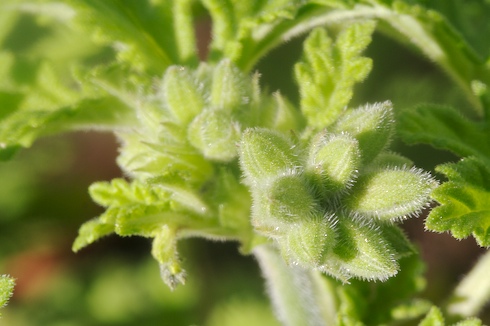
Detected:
[
  {"left": 427, "top": 157, "right": 490, "bottom": 246},
  {"left": 398, "top": 104, "right": 490, "bottom": 161},
  {"left": 72, "top": 217, "right": 115, "bottom": 252},
  {"left": 294, "top": 22, "right": 375, "bottom": 129}
]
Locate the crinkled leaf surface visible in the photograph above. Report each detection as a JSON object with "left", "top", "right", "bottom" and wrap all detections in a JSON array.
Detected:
[
  {"left": 399, "top": 104, "right": 490, "bottom": 161},
  {"left": 428, "top": 158, "right": 490, "bottom": 246},
  {"left": 294, "top": 23, "right": 374, "bottom": 129}
]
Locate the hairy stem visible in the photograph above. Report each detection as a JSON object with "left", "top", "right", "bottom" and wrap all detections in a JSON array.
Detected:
[
  {"left": 253, "top": 244, "right": 337, "bottom": 326},
  {"left": 446, "top": 250, "right": 490, "bottom": 318}
]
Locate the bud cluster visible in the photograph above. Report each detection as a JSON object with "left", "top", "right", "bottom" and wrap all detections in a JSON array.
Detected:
[{"left": 239, "top": 102, "right": 437, "bottom": 281}]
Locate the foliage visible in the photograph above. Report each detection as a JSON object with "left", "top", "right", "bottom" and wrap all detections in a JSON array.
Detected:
[{"left": 1, "top": 0, "right": 490, "bottom": 325}]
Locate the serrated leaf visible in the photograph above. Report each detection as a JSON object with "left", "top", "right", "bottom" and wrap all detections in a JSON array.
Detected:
[
  {"left": 398, "top": 104, "right": 490, "bottom": 161},
  {"left": 294, "top": 22, "right": 375, "bottom": 129},
  {"left": 202, "top": 0, "right": 306, "bottom": 68},
  {"left": 72, "top": 217, "right": 115, "bottom": 252},
  {"left": 427, "top": 157, "right": 490, "bottom": 246},
  {"left": 346, "top": 166, "right": 437, "bottom": 222}
]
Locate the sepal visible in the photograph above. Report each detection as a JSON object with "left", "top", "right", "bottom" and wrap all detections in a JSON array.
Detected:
[
  {"left": 345, "top": 167, "right": 437, "bottom": 222},
  {"left": 333, "top": 101, "right": 394, "bottom": 164},
  {"left": 239, "top": 128, "right": 299, "bottom": 185},
  {"left": 306, "top": 132, "right": 360, "bottom": 195},
  {"left": 211, "top": 59, "right": 252, "bottom": 111},
  {"left": 161, "top": 66, "right": 205, "bottom": 125},
  {"left": 187, "top": 109, "right": 241, "bottom": 161},
  {"left": 152, "top": 226, "right": 186, "bottom": 290}
]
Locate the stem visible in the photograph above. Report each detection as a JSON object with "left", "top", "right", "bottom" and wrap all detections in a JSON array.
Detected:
[
  {"left": 253, "top": 244, "right": 337, "bottom": 326},
  {"left": 446, "top": 250, "right": 490, "bottom": 318}
]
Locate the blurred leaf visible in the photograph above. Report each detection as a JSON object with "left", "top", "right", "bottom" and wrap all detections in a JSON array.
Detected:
[{"left": 399, "top": 104, "right": 490, "bottom": 161}]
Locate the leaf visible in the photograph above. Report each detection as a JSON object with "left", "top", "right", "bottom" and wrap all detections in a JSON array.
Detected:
[
  {"left": 294, "top": 22, "right": 375, "bottom": 129},
  {"left": 427, "top": 157, "right": 490, "bottom": 246},
  {"left": 202, "top": 0, "right": 306, "bottom": 68},
  {"left": 398, "top": 104, "right": 490, "bottom": 161},
  {"left": 65, "top": 0, "right": 198, "bottom": 73},
  {"left": 419, "top": 306, "right": 444, "bottom": 326}
]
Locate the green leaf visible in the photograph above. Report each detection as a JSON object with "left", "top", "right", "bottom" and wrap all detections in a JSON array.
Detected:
[
  {"left": 66, "top": 0, "right": 198, "bottom": 73},
  {"left": 427, "top": 157, "right": 490, "bottom": 246},
  {"left": 0, "top": 275, "right": 15, "bottom": 316},
  {"left": 202, "top": 0, "right": 306, "bottom": 68},
  {"left": 72, "top": 217, "right": 115, "bottom": 252},
  {"left": 419, "top": 306, "right": 444, "bottom": 326},
  {"left": 294, "top": 22, "right": 375, "bottom": 129},
  {"left": 398, "top": 104, "right": 490, "bottom": 161},
  {"left": 346, "top": 167, "right": 437, "bottom": 222}
]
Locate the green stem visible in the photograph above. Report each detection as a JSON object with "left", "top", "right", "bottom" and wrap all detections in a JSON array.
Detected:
[
  {"left": 446, "top": 250, "right": 490, "bottom": 318},
  {"left": 253, "top": 244, "right": 337, "bottom": 326}
]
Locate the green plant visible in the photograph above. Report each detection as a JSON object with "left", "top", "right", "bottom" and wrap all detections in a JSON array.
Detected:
[{"left": 1, "top": 0, "right": 490, "bottom": 325}]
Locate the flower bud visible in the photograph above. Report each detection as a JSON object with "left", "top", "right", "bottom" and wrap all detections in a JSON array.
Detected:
[
  {"left": 161, "top": 66, "right": 204, "bottom": 125},
  {"left": 345, "top": 167, "right": 437, "bottom": 221},
  {"left": 239, "top": 128, "right": 299, "bottom": 185},
  {"left": 333, "top": 101, "right": 394, "bottom": 163},
  {"left": 188, "top": 109, "right": 241, "bottom": 161},
  {"left": 306, "top": 132, "right": 360, "bottom": 195}
]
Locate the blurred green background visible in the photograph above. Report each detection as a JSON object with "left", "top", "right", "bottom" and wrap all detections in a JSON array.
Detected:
[{"left": 1, "top": 1, "right": 490, "bottom": 325}]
